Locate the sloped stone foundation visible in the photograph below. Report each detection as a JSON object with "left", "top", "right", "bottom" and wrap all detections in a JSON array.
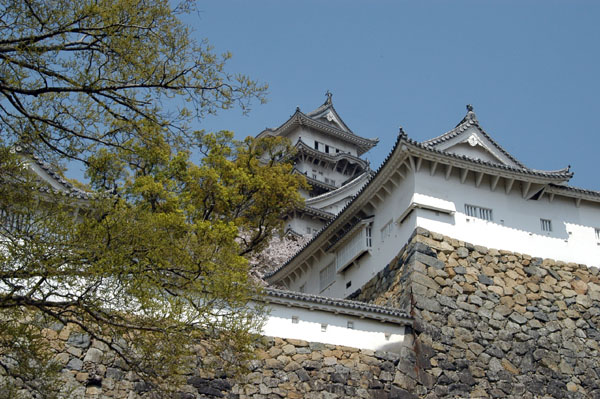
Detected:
[{"left": 350, "top": 227, "right": 600, "bottom": 398}]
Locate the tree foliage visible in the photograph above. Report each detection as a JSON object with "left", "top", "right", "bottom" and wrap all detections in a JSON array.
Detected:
[{"left": 0, "top": 0, "right": 305, "bottom": 396}]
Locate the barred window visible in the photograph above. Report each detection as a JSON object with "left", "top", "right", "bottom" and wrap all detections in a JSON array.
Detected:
[
  {"left": 465, "top": 204, "right": 493, "bottom": 221},
  {"left": 0, "top": 208, "right": 26, "bottom": 232},
  {"left": 541, "top": 219, "right": 552, "bottom": 232}
]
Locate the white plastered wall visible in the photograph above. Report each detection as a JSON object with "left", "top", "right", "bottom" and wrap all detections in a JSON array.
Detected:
[
  {"left": 262, "top": 303, "right": 406, "bottom": 352},
  {"left": 413, "top": 169, "right": 600, "bottom": 268},
  {"left": 288, "top": 171, "right": 418, "bottom": 298}
]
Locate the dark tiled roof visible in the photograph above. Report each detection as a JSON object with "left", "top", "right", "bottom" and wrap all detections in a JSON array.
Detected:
[
  {"left": 262, "top": 288, "right": 411, "bottom": 323},
  {"left": 305, "top": 94, "right": 353, "bottom": 133},
  {"left": 421, "top": 107, "right": 527, "bottom": 169},
  {"left": 259, "top": 109, "right": 378, "bottom": 156},
  {"left": 407, "top": 136, "right": 573, "bottom": 180},
  {"left": 302, "top": 174, "right": 338, "bottom": 192},
  {"left": 300, "top": 205, "right": 335, "bottom": 221},
  {"left": 548, "top": 183, "right": 600, "bottom": 198},
  {"left": 294, "top": 140, "right": 369, "bottom": 170},
  {"left": 16, "top": 146, "right": 94, "bottom": 200}
]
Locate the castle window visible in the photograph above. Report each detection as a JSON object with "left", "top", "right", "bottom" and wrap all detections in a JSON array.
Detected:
[
  {"left": 347, "top": 321, "right": 354, "bottom": 329},
  {"left": 541, "top": 219, "right": 552, "bottom": 232},
  {"left": 319, "top": 262, "right": 335, "bottom": 291},
  {"left": 1, "top": 208, "right": 27, "bottom": 232},
  {"left": 321, "top": 323, "right": 327, "bottom": 332},
  {"left": 335, "top": 226, "right": 371, "bottom": 272},
  {"left": 330, "top": 179, "right": 335, "bottom": 186},
  {"left": 325, "top": 145, "right": 330, "bottom": 154},
  {"left": 464, "top": 204, "right": 493, "bottom": 221},
  {"left": 292, "top": 316, "right": 299, "bottom": 324},
  {"left": 314, "top": 141, "right": 319, "bottom": 150},
  {"left": 306, "top": 227, "right": 312, "bottom": 235}
]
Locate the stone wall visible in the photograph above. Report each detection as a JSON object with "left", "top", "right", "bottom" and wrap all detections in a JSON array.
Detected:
[
  {"left": 351, "top": 227, "right": 600, "bottom": 398},
  {"left": 4, "top": 327, "right": 420, "bottom": 399}
]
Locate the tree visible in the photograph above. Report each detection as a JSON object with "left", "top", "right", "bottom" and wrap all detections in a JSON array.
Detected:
[{"left": 0, "top": 1, "right": 305, "bottom": 396}]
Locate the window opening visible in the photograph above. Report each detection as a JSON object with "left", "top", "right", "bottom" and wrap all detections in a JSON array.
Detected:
[
  {"left": 464, "top": 204, "right": 493, "bottom": 221},
  {"left": 319, "top": 262, "right": 335, "bottom": 291},
  {"left": 541, "top": 219, "right": 552, "bottom": 232},
  {"left": 595, "top": 228, "right": 600, "bottom": 240}
]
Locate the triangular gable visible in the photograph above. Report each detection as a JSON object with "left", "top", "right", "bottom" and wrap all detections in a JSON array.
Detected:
[
  {"left": 305, "top": 92, "right": 353, "bottom": 133},
  {"left": 422, "top": 105, "right": 525, "bottom": 169}
]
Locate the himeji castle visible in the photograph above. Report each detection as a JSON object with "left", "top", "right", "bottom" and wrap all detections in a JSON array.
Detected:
[{"left": 267, "top": 102, "right": 600, "bottom": 298}]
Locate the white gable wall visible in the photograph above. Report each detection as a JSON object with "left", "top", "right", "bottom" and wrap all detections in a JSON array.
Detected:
[
  {"left": 443, "top": 143, "right": 504, "bottom": 164},
  {"left": 434, "top": 126, "right": 522, "bottom": 168}
]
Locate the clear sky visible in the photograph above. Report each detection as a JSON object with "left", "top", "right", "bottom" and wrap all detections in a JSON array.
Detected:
[{"left": 185, "top": 1, "right": 600, "bottom": 190}]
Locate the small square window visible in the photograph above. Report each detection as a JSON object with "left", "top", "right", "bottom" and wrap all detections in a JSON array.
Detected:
[
  {"left": 541, "top": 219, "right": 552, "bottom": 232},
  {"left": 347, "top": 321, "right": 354, "bottom": 329},
  {"left": 292, "top": 316, "right": 299, "bottom": 324}
]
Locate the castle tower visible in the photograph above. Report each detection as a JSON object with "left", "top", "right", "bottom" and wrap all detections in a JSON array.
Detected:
[{"left": 257, "top": 93, "right": 378, "bottom": 236}]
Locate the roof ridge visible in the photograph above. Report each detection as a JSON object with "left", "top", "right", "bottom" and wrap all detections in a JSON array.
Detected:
[
  {"left": 14, "top": 146, "right": 94, "bottom": 200},
  {"left": 421, "top": 105, "right": 527, "bottom": 169},
  {"left": 262, "top": 287, "right": 411, "bottom": 320}
]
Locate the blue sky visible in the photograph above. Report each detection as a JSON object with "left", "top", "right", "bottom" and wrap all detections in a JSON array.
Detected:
[{"left": 187, "top": 1, "right": 600, "bottom": 190}]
